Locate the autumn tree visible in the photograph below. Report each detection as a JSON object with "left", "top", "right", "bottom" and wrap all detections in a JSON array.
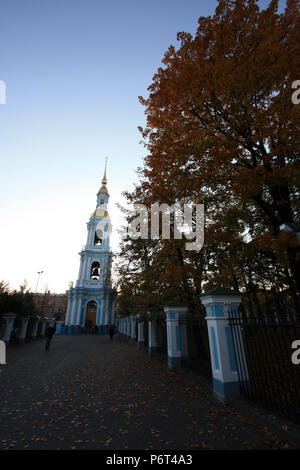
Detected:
[
  {"left": 128, "top": 0, "right": 300, "bottom": 310},
  {"left": 0, "top": 280, "right": 38, "bottom": 317}
]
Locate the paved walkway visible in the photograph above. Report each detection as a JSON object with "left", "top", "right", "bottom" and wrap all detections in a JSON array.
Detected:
[{"left": 0, "top": 335, "right": 299, "bottom": 450}]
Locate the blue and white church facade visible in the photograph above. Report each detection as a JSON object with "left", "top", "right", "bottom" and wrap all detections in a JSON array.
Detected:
[{"left": 64, "top": 163, "right": 116, "bottom": 334}]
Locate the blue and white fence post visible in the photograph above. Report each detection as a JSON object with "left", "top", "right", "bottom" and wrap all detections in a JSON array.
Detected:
[
  {"left": 164, "top": 302, "right": 188, "bottom": 370},
  {"left": 124, "top": 317, "right": 127, "bottom": 339},
  {"left": 55, "top": 322, "right": 64, "bottom": 335},
  {"left": 137, "top": 316, "right": 145, "bottom": 350},
  {"left": 148, "top": 312, "right": 158, "bottom": 356},
  {"left": 123, "top": 318, "right": 126, "bottom": 338},
  {"left": 0, "top": 313, "right": 16, "bottom": 344},
  {"left": 17, "top": 316, "right": 30, "bottom": 342},
  {"left": 200, "top": 287, "right": 248, "bottom": 403},
  {"left": 180, "top": 314, "right": 189, "bottom": 364},
  {"left": 130, "top": 315, "right": 137, "bottom": 343},
  {"left": 31, "top": 317, "right": 39, "bottom": 340},
  {"left": 126, "top": 316, "right": 131, "bottom": 340}
]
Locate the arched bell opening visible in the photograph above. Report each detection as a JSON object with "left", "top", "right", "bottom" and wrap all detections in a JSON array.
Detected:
[
  {"left": 94, "top": 230, "right": 102, "bottom": 246},
  {"left": 90, "top": 261, "right": 100, "bottom": 280}
]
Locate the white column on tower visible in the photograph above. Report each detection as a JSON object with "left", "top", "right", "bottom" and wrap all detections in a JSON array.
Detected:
[
  {"left": 70, "top": 297, "right": 78, "bottom": 325},
  {"left": 65, "top": 296, "right": 72, "bottom": 325},
  {"left": 103, "top": 295, "right": 109, "bottom": 325},
  {"left": 86, "top": 223, "right": 91, "bottom": 246},
  {"left": 78, "top": 255, "right": 84, "bottom": 280},
  {"left": 75, "top": 297, "right": 83, "bottom": 325},
  {"left": 87, "top": 224, "right": 94, "bottom": 246},
  {"left": 83, "top": 256, "right": 90, "bottom": 281},
  {"left": 99, "top": 297, "right": 105, "bottom": 325}
]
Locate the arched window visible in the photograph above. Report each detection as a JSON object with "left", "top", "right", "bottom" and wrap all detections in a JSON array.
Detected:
[
  {"left": 90, "top": 261, "right": 100, "bottom": 280},
  {"left": 86, "top": 300, "right": 97, "bottom": 313}
]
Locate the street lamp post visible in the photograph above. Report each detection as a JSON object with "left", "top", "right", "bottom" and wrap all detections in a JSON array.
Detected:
[{"left": 35, "top": 271, "right": 44, "bottom": 293}]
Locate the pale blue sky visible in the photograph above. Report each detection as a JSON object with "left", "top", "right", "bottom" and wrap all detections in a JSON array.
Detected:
[{"left": 0, "top": 0, "right": 286, "bottom": 293}]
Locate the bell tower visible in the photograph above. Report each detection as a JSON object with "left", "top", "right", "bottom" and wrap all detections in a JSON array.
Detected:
[{"left": 65, "top": 159, "right": 115, "bottom": 333}]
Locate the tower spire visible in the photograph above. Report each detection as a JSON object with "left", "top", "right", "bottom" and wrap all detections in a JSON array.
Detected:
[
  {"left": 97, "top": 157, "right": 109, "bottom": 197},
  {"left": 102, "top": 156, "right": 108, "bottom": 185}
]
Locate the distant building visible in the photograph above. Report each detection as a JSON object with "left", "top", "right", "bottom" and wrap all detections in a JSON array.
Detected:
[{"left": 32, "top": 293, "right": 68, "bottom": 321}]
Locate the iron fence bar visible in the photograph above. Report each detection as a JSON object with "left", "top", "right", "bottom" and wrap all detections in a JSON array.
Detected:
[
  {"left": 229, "top": 312, "right": 249, "bottom": 395},
  {"left": 291, "top": 320, "right": 300, "bottom": 418},
  {"left": 280, "top": 319, "right": 300, "bottom": 421},
  {"left": 283, "top": 325, "right": 299, "bottom": 415},
  {"left": 271, "top": 320, "right": 297, "bottom": 420},
  {"left": 229, "top": 315, "right": 242, "bottom": 388},
  {"left": 242, "top": 316, "right": 256, "bottom": 400},
  {"left": 257, "top": 316, "right": 282, "bottom": 411},
  {"left": 268, "top": 321, "right": 288, "bottom": 418},
  {"left": 237, "top": 318, "right": 251, "bottom": 394},
  {"left": 229, "top": 311, "right": 300, "bottom": 424},
  {"left": 251, "top": 317, "right": 270, "bottom": 406}
]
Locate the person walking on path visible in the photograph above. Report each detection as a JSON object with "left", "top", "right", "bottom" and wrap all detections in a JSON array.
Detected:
[
  {"left": 109, "top": 325, "right": 115, "bottom": 341},
  {"left": 45, "top": 322, "right": 56, "bottom": 350}
]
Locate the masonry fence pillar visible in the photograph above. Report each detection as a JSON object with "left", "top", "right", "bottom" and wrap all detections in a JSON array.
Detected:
[
  {"left": 17, "top": 316, "right": 30, "bottom": 342},
  {"left": 200, "top": 287, "right": 249, "bottom": 403},
  {"left": 164, "top": 302, "right": 188, "bottom": 370},
  {"left": 148, "top": 313, "right": 158, "bottom": 356},
  {"left": 180, "top": 315, "right": 188, "bottom": 364},
  {"left": 55, "top": 322, "right": 64, "bottom": 335},
  {"left": 137, "top": 317, "right": 145, "bottom": 351},
  {"left": 130, "top": 315, "right": 137, "bottom": 343},
  {"left": 130, "top": 315, "right": 133, "bottom": 341},
  {"left": 124, "top": 317, "right": 128, "bottom": 339},
  {"left": 0, "top": 313, "right": 16, "bottom": 344},
  {"left": 0, "top": 340, "right": 5, "bottom": 365},
  {"left": 127, "top": 317, "right": 131, "bottom": 340},
  {"left": 31, "top": 317, "right": 39, "bottom": 340},
  {"left": 122, "top": 318, "right": 125, "bottom": 338}
]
